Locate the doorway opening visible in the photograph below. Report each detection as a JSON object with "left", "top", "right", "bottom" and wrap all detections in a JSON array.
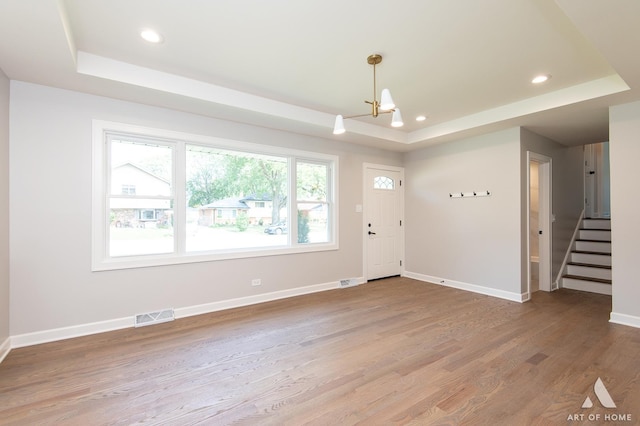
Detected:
[
  {"left": 530, "top": 161, "right": 540, "bottom": 293},
  {"left": 527, "top": 152, "right": 552, "bottom": 297},
  {"left": 584, "top": 142, "right": 611, "bottom": 219}
]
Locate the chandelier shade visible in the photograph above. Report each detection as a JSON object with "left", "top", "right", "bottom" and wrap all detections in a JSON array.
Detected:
[
  {"left": 391, "top": 108, "right": 404, "bottom": 127},
  {"left": 333, "top": 115, "right": 346, "bottom": 135},
  {"left": 379, "top": 88, "right": 395, "bottom": 111}
]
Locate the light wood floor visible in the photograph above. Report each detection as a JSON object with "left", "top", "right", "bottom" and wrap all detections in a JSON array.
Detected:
[{"left": 1, "top": 277, "right": 639, "bottom": 425}]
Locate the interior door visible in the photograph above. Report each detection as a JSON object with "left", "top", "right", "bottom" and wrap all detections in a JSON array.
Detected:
[{"left": 365, "top": 165, "right": 402, "bottom": 280}]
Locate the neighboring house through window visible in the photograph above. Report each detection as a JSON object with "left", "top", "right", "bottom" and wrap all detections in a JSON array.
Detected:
[{"left": 121, "top": 184, "right": 136, "bottom": 195}]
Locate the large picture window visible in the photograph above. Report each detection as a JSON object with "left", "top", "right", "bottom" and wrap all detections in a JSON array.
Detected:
[{"left": 92, "top": 121, "right": 338, "bottom": 270}]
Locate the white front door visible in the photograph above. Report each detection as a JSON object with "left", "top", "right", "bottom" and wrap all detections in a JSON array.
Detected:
[{"left": 364, "top": 165, "right": 403, "bottom": 280}]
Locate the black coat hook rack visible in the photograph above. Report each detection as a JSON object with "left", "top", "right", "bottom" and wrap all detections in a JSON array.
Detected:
[{"left": 449, "top": 190, "right": 491, "bottom": 198}]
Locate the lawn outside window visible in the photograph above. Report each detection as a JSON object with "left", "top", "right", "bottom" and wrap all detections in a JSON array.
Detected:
[{"left": 92, "top": 121, "right": 338, "bottom": 271}]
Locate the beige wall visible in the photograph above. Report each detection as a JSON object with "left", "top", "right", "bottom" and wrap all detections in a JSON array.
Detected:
[
  {"left": 403, "top": 128, "right": 523, "bottom": 298},
  {"left": 9, "top": 81, "right": 402, "bottom": 338},
  {"left": 402, "top": 127, "right": 583, "bottom": 300},
  {"left": 0, "top": 70, "right": 9, "bottom": 355},
  {"left": 610, "top": 101, "right": 640, "bottom": 326},
  {"left": 7, "top": 80, "right": 637, "bottom": 347}
]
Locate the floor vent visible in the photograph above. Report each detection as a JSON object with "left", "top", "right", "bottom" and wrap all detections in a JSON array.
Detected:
[
  {"left": 135, "top": 308, "right": 175, "bottom": 327},
  {"left": 340, "top": 278, "right": 359, "bottom": 288}
]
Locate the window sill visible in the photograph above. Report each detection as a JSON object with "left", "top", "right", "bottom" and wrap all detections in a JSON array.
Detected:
[{"left": 91, "top": 242, "right": 339, "bottom": 272}]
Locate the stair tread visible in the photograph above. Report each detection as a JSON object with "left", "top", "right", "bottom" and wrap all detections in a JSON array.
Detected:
[
  {"left": 572, "top": 250, "right": 611, "bottom": 256},
  {"left": 567, "top": 219, "right": 613, "bottom": 292},
  {"left": 567, "top": 262, "right": 611, "bottom": 269},
  {"left": 563, "top": 274, "right": 612, "bottom": 285}
]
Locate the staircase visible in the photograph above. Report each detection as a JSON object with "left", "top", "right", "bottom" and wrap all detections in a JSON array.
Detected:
[{"left": 562, "top": 218, "right": 611, "bottom": 295}]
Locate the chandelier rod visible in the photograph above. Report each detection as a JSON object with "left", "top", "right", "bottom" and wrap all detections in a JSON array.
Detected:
[
  {"left": 365, "top": 54, "right": 383, "bottom": 118},
  {"left": 372, "top": 57, "right": 377, "bottom": 114}
]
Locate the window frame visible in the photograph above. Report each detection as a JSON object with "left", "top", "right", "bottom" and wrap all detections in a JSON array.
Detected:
[{"left": 92, "top": 120, "right": 338, "bottom": 271}]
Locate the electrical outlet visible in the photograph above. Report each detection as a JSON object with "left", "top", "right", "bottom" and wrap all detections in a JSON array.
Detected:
[{"left": 251, "top": 279, "right": 261, "bottom": 286}]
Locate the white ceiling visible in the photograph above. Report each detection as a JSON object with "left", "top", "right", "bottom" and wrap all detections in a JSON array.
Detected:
[{"left": 1, "top": 0, "right": 639, "bottom": 151}]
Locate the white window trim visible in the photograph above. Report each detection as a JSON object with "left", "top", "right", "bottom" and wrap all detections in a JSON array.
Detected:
[{"left": 92, "top": 120, "right": 339, "bottom": 271}]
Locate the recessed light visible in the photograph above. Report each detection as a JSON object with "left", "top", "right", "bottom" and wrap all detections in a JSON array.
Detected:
[
  {"left": 416, "top": 115, "right": 427, "bottom": 122},
  {"left": 532, "top": 74, "right": 551, "bottom": 84},
  {"left": 140, "top": 29, "right": 163, "bottom": 44}
]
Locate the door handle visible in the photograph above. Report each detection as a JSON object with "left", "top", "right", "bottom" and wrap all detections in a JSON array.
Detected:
[{"left": 368, "top": 231, "right": 376, "bottom": 235}]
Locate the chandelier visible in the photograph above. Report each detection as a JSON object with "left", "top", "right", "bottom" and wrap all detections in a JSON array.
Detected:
[{"left": 333, "top": 54, "right": 403, "bottom": 134}]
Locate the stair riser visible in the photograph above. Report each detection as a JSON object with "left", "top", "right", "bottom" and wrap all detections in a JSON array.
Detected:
[
  {"left": 578, "top": 229, "right": 611, "bottom": 241},
  {"left": 575, "top": 241, "right": 611, "bottom": 253},
  {"left": 563, "top": 278, "right": 612, "bottom": 295},
  {"left": 566, "top": 265, "right": 612, "bottom": 280},
  {"left": 582, "top": 220, "right": 611, "bottom": 230},
  {"left": 570, "top": 252, "right": 611, "bottom": 266}
]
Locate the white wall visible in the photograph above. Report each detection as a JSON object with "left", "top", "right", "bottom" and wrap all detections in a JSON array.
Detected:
[
  {"left": 9, "top": 81, "right": 402, "bottom": 340},
  {"left": 403, "top": 128, "right": 523, "bottom": 300},
  {"left": 0, "top": 70, "right": 9, "bottom": 357},
  {"left": 609, "top": 101, "right": 640, "bottom": 327},
  {"left": 520, "top": 128, "right": 584, "bottom": 292}
]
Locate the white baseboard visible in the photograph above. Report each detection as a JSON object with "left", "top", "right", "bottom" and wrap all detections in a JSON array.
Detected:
[
  {"left": 11, "top": 316, "right": 133, "bottom": 349},
  {"left": 609, "top": 312, "right": 640, "bottom": 328},
  {"left": 175, "top": 280, "right": 343, "bottom": 319},
  {"left": 0, "top": 336, "right": 10, "bottom": 363},
  {"left": 9, "top": 279, "right": 345, "bottom": 350},
  {"left": 403, "top": 271, "right": 526, "bottom": 303}
]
